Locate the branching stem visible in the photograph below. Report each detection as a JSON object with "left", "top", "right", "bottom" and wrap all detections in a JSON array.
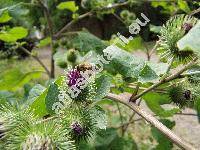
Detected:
[
  {"left": 107, "top": 93, "right": 195, "bottom": 150},
  {"left": 131, "top": 58, "right": 198, "bottom": 101}
]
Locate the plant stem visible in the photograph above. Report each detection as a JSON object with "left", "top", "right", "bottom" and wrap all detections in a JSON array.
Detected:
[
  {"left": 149, "top": 40, "right": 160, "bottom": 57},
  {"left": 107, "top": 93, "right": 195, "bottom": 150},
  {"left": 189, "top": 7, "right": 200, "bottom": 16},
  {"left": 117, "top": 112, "right": 198, "bottom": 129},
  {"left": 20, "top": 47, "right": 51, "bottom": 77},
  {"left": 131, "top": 58, "right": 198, "bottom": 101},
  {"left": 39, "top": 0, "right": 55, "bottom": 78},
  {"left": 116, "top": 102, "right": 124, "bottom": 135}
]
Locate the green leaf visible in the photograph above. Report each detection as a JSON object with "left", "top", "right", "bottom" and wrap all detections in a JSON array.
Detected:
[
  {"left": 28, "top": 77, "right": 63, "bottom": 117},
  {"left": 95, "top": 74, "right": 112, "bottom": 101},
  {"left": 0, "top": 69, "right": 41, "bottom": 91},
  {"left": 178, "top": 0, "right": 190, "bottom": 13},
  {"left": 90, "top": 106, "right": 107, "bottom": 130},
  {"left": 143, "top": 92, "right": 180, "bottom": 117},
  {"left": 0, "top": 10, "right": 12, "bottom": 23},
  {"left": 177, "top": 21, "right": 200, "bottom": 53},
  {"left": 57, "top": 1, "right": 79, "bottom": 12},
  {"left": 147, "top": 62, "right": 168, "bottom": 76},
  {"left": 26, "top": 84, "right": 46, "bottom": 107},
  {"left": 72, "top": 32, "right": 107, "bottom": 54},
  {"left": 45, "top": 83, "right": 60, "bottom": 114},
  {"left": 29, "top": 88, "right": 48, "bottom": 117},
  {"left": 151, "top": 119, "right": 175, "bottom": 150},
  {"left": 37, "top": 37, "right": 51, "bottom": 48},
  {"left": 103, "top": 45, "right": 143, "bottom": 77},
  {"left": 138, "top": 63, "right": 158, "bottom": 83},
  {"left": 0, "top": 27, "right": 28, "bottom": 42},
  {"left": 150, "top": 24, "right": 162, "bottom": 34},
  {"left": 104, "top": 46, "right": 161, "bottom": 83},
  {"left": 0, "top": 91, "right": 17, "bottom": 105},
  {"left": 123, "top": 36, "right": 145, "bottom": 52}
]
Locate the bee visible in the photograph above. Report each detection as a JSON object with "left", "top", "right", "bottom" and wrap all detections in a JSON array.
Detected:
[{"left": 77, "top": 63, "right": 93, "bottom": 72}]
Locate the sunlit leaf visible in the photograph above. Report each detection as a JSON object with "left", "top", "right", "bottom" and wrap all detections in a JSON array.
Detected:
[
  {"left": 0, "top": 10, "right": 12, "bottom": 23},
  {"left": 37, "top": 37, "right": 51, "bottom": 48},
  {"left": 178, "top": 0, "right": 190, "bottom": 13},
  {"left": 57, "top": 1, "right": 79, "bottom": 12},
  {"left": 0, "top": 27, "right": 28, "bottom": 42},
  {"left": 123, "top": 36, "right": 145, "bottom": 52},
  {"left": 0, "top": 68, "right": 42, "bottom": 91}
]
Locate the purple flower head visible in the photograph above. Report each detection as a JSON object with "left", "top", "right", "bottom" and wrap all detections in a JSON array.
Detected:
[
  {"left": 67, "top": 69, "right": 82, "bottom": 87},
  {"left": 71, "top": 122, "right": 84, "bottom": 135},
  {"left": 182, "top": 23, "right": 193, "bottom": 33}
]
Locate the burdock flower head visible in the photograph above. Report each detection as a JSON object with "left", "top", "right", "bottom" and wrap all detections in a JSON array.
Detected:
[
  {"left": 67, "top": 69, "right": 82, "bottom": 87},
  {"left": 71, "top": 122, "right": 84, "bottom": 135}
]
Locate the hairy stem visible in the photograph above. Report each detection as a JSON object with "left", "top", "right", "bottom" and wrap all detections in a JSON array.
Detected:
[
  {"left": 107, "top": 93, "right": 195, "bottom": 150},
  {"left": 117, "top": 112, "right": 198, "bottom": 129}
]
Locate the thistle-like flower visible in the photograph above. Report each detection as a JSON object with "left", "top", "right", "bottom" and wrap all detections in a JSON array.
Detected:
[
  {"left": 182, "top": 23, "right": 193, "bottom": 33},
  {"left": 60, "top": 107, "right": 96, "bottom": 143},
  {"left": 5, "top": 121, "right": 75, "bottom": 150},
  {"left": 66, "top": 64, "right": 96, "bottom": 103},
  {"left": 168, "top": 84, "right": 194, "bottom": 108},
  {"left": 158, "top": 15, "right": 198, "bottom": 63},
  {"left": 71, "top": 121, "right": 84, "bottom": 136}
]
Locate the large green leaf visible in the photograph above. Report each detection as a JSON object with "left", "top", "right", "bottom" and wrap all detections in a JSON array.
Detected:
[
  {"left": 123, "top": 36, "right": 145, "bottom": 52},
  {"left": 57, "top": 1, "right": 79, "bottom": 12},
  {"left": 138, "top": 63, "right": 158, "bottom": 83},
  {"left": 72, "top": 32, "right": 107, "bottom": 54},
  {"left": 26, "top": 84, "right": 46, "bottom": 107},
  {"left": 28, "top": 77, "right": 63, "bottom": 117},
  {"left": 104, "top": 45, "right": 164, "bottom": 83},
  {"left": 0, "top": 68, "right": 41, "bottom": 91},
  {"left": 90, "top": 106, "right": 107, "bottom": 130},
  {"left": 29, "top": 88, "right": 48, "bottom": 117},
  {"left": 45, "top": 83, "right": 60, "bottom": 114},
  {"left": 0, "top": 10, "right": 12, "bottom": 23},
  {"left": 0, "top": 27, "right": 28, "bottom": 42},
  {"left": 143, "top": 92, "right": 180, "bottom": 117},
  {"left": 178, "top": 0, "right": 190, "bottom": 13},
  {"left": 95, "top": 74, "right": 112, "bottom": 101},
  {"left": 177, "top": 21, "right": 200, "bottom": 53}
]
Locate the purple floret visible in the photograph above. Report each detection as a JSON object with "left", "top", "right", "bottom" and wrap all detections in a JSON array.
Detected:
[
  {"left": 67, "top": 69, "right": 82, "bottom": 87},
  {"left": 182, "top": 23, "right": 193, "bottom": 33},
  {"left": 71, "top": 122, "right": 83, "bottom": 135}
]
